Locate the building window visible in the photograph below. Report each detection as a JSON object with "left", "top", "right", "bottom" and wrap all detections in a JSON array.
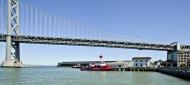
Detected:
[
  {"left": 136, "top": 60, "right": 138, "bottom": 62},
  {"left": 146, "top": 60, "right": 148, "bottom": 62},
  {"left": 118, "top": 65, "right": 122, "bottom": 67},
  {"left": 140, "top": 60, "right": 142, "bottom": 62},
  {"left": 141, "top": 64, "right": 143, "bottom": 67},
  {"left": 136, "top": 63, "right": 138, "bottom": 66}
]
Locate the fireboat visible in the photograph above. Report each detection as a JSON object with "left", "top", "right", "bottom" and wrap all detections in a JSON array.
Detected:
[{"left": 81, "top": 55, "right": 113, "bottom": 71}]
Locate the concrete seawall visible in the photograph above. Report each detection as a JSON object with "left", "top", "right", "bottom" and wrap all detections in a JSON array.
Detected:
[
  {"left": 157, "top": 68, "right": 190, "bottom": 80},
  {"left": 112, "top": 67, "right": 156, "bottom": 71}
]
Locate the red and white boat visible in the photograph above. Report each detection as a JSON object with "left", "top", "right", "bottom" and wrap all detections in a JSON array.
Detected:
[{"left": 81, "top": 55, "right": 113, "bottom": 71}]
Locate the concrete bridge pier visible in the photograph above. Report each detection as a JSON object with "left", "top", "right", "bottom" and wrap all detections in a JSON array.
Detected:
[{"left": 1, "top": 36, "right": 23, "bottom": 67}]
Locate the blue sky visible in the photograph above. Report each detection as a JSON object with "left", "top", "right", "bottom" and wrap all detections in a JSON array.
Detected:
[{"left": 0, "top": 0, "right": 190, "bottom": 65}]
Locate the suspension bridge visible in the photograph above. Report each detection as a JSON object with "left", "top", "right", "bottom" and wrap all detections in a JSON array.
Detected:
[{"left": 0, "top": 0, "right": 190, "bottom": 67}]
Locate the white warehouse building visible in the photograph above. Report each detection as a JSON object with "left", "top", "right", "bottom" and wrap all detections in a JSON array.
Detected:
[{"left": 132, "top": 57, "right": 152, "bottom": 68}]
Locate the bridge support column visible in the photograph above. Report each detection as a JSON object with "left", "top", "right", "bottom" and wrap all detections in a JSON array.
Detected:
[
  {"left": 2, "top": 36, "right": 22, "bottom": 67},
  {"left": 1, "top": 0, "right": 23, "bottom": 67}
]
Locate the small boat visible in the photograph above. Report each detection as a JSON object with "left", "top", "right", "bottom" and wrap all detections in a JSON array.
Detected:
[
  {"left": 81, "top": 55, "right": 113, "bottom": 71},
  {"left": 72, "top": 64, "right": 81, "bottom": 68},
  {"left": 81, "top": 63, "right": 113, "bottom": 71}
]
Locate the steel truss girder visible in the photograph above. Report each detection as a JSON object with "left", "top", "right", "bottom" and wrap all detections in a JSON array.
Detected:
[{"left": 1, "top": 34, "right": 190, "bottom": 51}]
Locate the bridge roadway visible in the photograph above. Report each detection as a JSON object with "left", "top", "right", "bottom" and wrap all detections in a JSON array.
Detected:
[{"left": 0, "top": 34, "right": 190, "bottom": 51}]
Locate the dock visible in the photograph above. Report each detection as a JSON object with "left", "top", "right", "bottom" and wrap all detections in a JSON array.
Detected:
[{"left": 113, "top": 67, "right": 156, "bottom": 71}]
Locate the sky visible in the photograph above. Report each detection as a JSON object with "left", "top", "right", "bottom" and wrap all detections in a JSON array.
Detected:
[{"left": 0, "top": 0, "right": 190, "bottom": 65}]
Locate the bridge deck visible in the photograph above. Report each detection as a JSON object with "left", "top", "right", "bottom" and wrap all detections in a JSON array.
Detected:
[{"left": 1, "top": 34, "right": 190, "bottom": 51}]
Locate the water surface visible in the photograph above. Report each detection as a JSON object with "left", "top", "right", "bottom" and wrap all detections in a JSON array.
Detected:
[{"left": 0, "top": 67, "right": 190, "bottom": 85}]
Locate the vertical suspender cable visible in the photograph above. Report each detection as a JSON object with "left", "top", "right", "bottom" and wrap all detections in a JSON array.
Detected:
[
  {"left": 1, "top": 0, "right": 3, "bottom": 33},
  {"left": 49, "top": 15, "right": 51, "bottom": 37},
  {"left": 44, "top": 14, "right": 47, "bottom": 36},
  {"left": 40, "top": 12, "right": 42, "bottom": 36},
  {"left": 25, "top": 4, "right": 28, "bottom": 35},
  {"left": 30, "top": 5, "right": 33, "bottom": 35},
  {"left": 35, "top": 9, "right": 37, "bottom": 36}
]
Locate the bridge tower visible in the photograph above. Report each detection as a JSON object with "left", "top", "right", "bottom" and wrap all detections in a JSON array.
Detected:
[
  {"left": 167, "top": 45, "right": 179, "bottom": 67},
  {"left": 2, "top": 0, "right": 23, "bottom": 67},
  {"left": 167, "top": 44, "right": 190, "bottom": 67}
]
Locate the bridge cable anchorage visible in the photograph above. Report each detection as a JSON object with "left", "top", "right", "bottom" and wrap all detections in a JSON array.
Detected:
[{"left": 19, "top": 0, "right": 169, "bottom": 44}]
